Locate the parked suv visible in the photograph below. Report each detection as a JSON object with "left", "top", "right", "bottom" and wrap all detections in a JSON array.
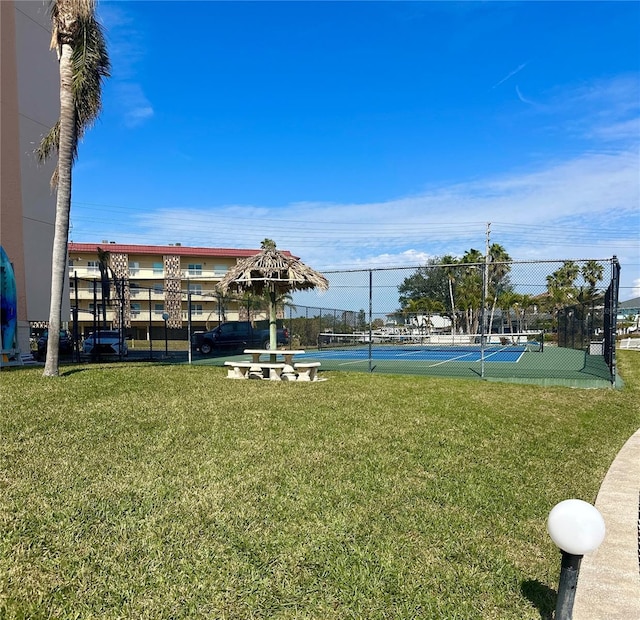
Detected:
[
  {"left": 82, "top": 330, "right": 128, "bottom": 358},
  {"left": 36, "top": 330, "right": 74, "bottom": 360}
]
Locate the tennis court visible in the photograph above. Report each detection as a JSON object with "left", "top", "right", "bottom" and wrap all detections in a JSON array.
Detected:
[
  {"left": 299, "top": 346, "right": 527, "bottom": 364},
  {"left": 291, "top": 345, "right": 616, "bottom": 388},
  {"left": 194, "top": 328, "right": 617, "bottom": 388},
  {"left": 308, "top": 331, "right": 542, "bottom": 364}
]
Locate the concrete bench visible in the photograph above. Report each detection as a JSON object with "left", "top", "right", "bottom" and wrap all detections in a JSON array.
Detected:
[
  {"left": 294, "top": 361, "right": 322, "bottom": 382},
  {"left": 224, "top": 361, "right": 286, "bottom": 380},
  {"left": 224, "top": 361, "right": 253, "bottom": 379}
]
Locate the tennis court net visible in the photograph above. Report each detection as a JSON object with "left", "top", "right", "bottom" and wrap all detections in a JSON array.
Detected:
[{"left": 317, "top": 331, "right": 544, "bottom": 353}]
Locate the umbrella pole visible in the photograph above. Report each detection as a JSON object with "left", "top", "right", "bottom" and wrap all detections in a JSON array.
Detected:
[{"left": 269, "top": 285, "right": 277, "bottom": 362}]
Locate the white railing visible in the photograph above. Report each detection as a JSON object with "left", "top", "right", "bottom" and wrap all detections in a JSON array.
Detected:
[{"left": 72, "top": 267, "right": 229, "bottom": 280}]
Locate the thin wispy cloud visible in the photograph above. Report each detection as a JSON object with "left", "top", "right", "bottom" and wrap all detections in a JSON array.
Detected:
[
  {"left": 515, "top": 85, "right": 538, "bottom": 106},
  {"left": 80, "top": 145, "right": 637, "bottom": 272},
  {"left": 99, "top": 4, "right": 154, "bottom": 129},
  {"left": 113, "top": 83, "right": 154, "bottom": 128},
  {"left": 493, "top": 62, "right": 528, "bottom": 88},
  {"left": 589, "top": 118, "right": 640, "bottom": 142},
  {"left": 72, "top": 3, "right": 639, "bottom": 299}
]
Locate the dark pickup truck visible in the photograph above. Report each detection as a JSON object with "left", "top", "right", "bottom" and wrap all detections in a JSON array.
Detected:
[{"left": 192, "top": 321, "right": 289, "bottom": 355}]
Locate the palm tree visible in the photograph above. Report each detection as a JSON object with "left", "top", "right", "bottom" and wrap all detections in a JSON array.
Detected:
[
  {"left": 239, "top": 291, "right": 267, "bottom": 322},
  {"left": 403, "top": 297, "right": 445, "bottom": 334},
  {"left": 487, "top": 244, "right": 512, "bottom": 334},
  {"left": 37, "top": 0, "right": 110, "bottom": 376},
  {"left": 581, "top": 260, "right": 604, "bottom": 290},
  {"left": 517, "top": 293, "right": 534, "bottom": 332},
  {"left": 497, "top": 290, "right": 519, "bottom": 333},
  {"left": 441, "top": 254, "right": 458, "bottom": 335},
  {"left": 459, "top": 249, "right": 483, "bottom": 333},
  {"left": 545, "top": 260, "right": 580, "bottom": 319}
]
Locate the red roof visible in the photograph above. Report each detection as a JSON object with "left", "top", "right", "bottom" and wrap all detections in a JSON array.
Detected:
[{"left": 68, "top": 242, "right": 295, "bottom": 258}]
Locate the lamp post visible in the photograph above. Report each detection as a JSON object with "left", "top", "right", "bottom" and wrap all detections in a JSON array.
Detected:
[
  {"left": 162, "top": 312, "right": 169, "bottom": 357},
  {"left": 547, "top": 499, "right": 605, "bottom": 620}
]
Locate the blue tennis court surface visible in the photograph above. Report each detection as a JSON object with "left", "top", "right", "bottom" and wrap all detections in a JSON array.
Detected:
[{"left": 297, "top": 347, "right": 525, "bottom": 364}]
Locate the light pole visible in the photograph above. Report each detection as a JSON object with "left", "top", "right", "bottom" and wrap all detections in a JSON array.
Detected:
[
  {"left": 547, "top": 499, "right": 605, "bottom": 620},
  {"left": 162, "top": 312, "right": 169, "bottom": 357}
]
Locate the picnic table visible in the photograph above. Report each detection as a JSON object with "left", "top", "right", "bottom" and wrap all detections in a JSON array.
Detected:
[{"left": 224, "top": 349, "right": 322, "bottom": 381}]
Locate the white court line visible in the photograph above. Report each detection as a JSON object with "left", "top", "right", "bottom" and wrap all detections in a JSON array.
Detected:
[
  {"left": 426, "top": 346, "right": 520, "bottom": 368},
  {"left": 314, "top": 345, "right": 526, "bottom": 368},
  {"left": 427, "top": 351, "right": 479, "bottom": 368}
]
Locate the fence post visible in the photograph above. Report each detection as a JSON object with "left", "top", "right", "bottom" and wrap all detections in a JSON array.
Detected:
[
  {"left": 187, "top": 291, "right": 192, "bottom": 365},
  {"left": 73, "top": 273, "right": 79, "bottom": 362},
  {"left": 368, "top": 269, "right": 373, "bottom": 372},
  {"left": 608, "top": 257, "right": 620, "bottom": 385},
  {"left": 148, "top": 287, "right": 153, "bottom": 360}
]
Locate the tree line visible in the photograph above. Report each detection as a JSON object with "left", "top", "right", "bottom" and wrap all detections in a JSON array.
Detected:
[{"left": 397, "top": 247, "right": 606, "bottom": 335}]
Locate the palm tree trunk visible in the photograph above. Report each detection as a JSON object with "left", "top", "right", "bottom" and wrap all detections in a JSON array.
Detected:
[
  {"left": 44, "top": 43, "right": 76, "bottom": 377},
  {"left": 489, "top": 296, "right": 498, "bottom": 335},
  {"left": 448, "top": 278, "right": 456, "bottom": 335}
]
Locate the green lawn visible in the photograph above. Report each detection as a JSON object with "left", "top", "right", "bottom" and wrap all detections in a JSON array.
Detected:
[{"left": 1, "top": 352, "right": 638, "bottom": 619}]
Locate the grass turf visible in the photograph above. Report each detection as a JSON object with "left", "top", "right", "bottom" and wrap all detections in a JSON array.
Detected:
[{"left": 1, "top": 352, "right": 638, "bottom": 618}]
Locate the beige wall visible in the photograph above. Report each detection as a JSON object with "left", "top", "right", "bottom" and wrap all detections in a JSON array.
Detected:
[{"left": 1, "top": 0, "right": 60, "bottom": 353}]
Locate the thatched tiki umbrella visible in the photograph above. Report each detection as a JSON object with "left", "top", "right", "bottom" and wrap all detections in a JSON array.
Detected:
[{"left": 218, "top": 239, "right": 329, "bottom": 352}]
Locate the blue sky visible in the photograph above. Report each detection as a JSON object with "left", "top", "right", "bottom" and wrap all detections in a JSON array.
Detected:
[{"left": 70, "top": 1, "right": 639, "bottom": 300}]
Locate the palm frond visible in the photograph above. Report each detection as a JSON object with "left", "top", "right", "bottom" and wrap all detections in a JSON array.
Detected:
[
  {"left": 36, "top": 121, "right": 59, "bottom": 163},
  {"left": 38, "top": 0, "right": 110, "bottom": 186},
  {"left": 72, "top": 13, "right": 110, "bottom": 136}
]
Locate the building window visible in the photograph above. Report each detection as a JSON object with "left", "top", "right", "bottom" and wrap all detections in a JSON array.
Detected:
[
  {"left": 192, "top": 304, "right": 203, "bottom": 316},
  {"left": 188, "top": 283, "right": 202, "bottom": 296},
  {"left": 153, "top": 283, "right": 164, "bottom": 295},
  {"left": 152, "top": 262, "right": 163, "bottom": 275},
  {"left": 130, "top": 303, "right": 141, "bottom": 316},
  {"left": 68, "top": 258, "right": 74, "bottom": 267},
  {"left": 213, "top": 264, "right": 228, "bottom": 277},
  {"left": 129, "top": 261, "right": 140, "bottom": 276},
  {"left": 87, "top": 260, "right": 99, "bottom": 273},
  {"left": 187, "top": 263, "right": 202, "bottom": 276},
  {"left": 154, "top": 303, "right": 164, "bottom": 315}
]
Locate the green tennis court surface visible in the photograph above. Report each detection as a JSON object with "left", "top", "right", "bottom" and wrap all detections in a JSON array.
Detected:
[{"left": 193, "top": 346, "right": 616, "bottom": 388}]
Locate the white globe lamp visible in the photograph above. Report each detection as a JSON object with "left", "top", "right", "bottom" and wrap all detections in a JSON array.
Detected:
[{"left": 547, "top": 499, "right": 605, "bottom": 620}]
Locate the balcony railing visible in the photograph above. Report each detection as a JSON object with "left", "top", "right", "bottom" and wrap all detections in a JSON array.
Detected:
[
  {"left": 73, "top": 267, "right": 225, "bottom": 278},
  {"left": 70, "top": 309, "right": 243, "bottom": 323}
]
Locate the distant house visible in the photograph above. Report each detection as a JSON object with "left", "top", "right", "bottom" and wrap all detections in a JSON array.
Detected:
[
  {"left": 413, "top": 314, "right": 452, "bottom": 332},
  {"left": 618, "top": 296, "right": 640, "bottom": 333}
]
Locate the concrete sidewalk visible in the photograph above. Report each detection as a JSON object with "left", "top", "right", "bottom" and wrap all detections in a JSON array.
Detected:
[{"left": 573, "top": 427, "right": 640, "bottom": 619}]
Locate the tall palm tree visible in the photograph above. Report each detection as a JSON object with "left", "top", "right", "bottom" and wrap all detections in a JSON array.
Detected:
[
  {"left": 459, "top": 249, "right": 483, "bottom": 333},
  {"left": 581, "top": 260, "right": 604, "bottom": 289},
  {"left": 239, "top": 291, "right": 267, "bottom": 322},
  {"left": 486, "top": 243, "right": 512, "bottom": 334},
  {"left": 37, "top": 0, "right": 110, "bottom": 376},
  {"left": 441, "top": 254, "right": 458, "bottom": 335},
  {"left": 545, "top": 260, "right": 580, "bottom": 318},
  {"left": 517, "top": 293, "right": 534, "bottom": 332},
  {"left": 497, "top": 290, "right": 519, "bottom": 333}
]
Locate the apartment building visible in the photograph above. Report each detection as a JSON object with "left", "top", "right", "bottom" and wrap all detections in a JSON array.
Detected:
[{"left": 67, "top": 242, "right": 293, "bottom": 339}]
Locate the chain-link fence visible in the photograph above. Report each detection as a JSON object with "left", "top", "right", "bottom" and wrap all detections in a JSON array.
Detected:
[
  {"left": 41, "top": 257, "right": 620, "bottom": 386},
  {"left": 283, "top": 257, "right": 620, "bottom": 385}
]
